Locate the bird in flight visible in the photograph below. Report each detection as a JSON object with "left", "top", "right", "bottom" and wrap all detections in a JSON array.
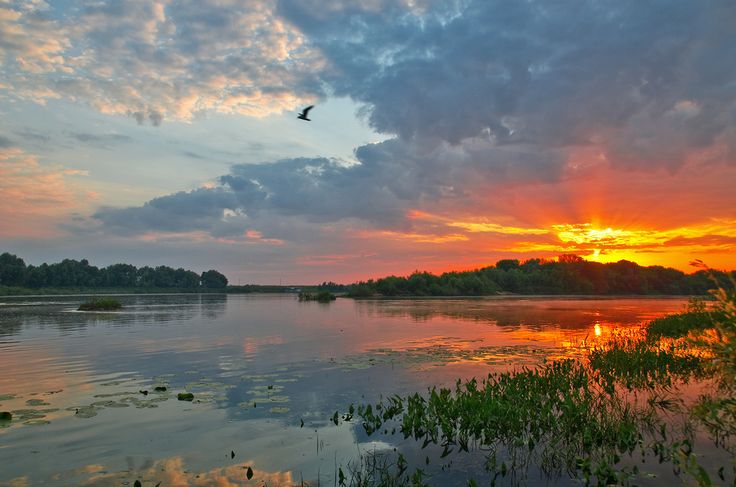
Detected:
[{"left": 297, "top": 105, "right": 314, "bottom": 121}]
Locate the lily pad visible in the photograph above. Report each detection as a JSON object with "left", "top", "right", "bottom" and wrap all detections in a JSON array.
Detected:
[
  {"left": 26, "top": 399, "right": 50, "bottom": 406},
  {"left": 24, "top": 419, "right": 50, "bottom": 426},
  {"left": 72, "top": 406, "right": 98, "bottom": 418},
  {"left": 177, "top": 393, "right": 194, "bottom": 401},
  {"left": 266, "top": 395, "right": 290, "bottom": 403},
  {"left": 10, "top": 409, "right": 47, "bottom": 421},
  {"left": 0, "top": 411, "right": 11, "bottom": 421}
]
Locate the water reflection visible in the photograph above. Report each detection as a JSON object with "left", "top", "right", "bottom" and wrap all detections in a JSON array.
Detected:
[
  {"left": 355, "top": 297, "right": 686, "bottom": 330},
  {"left": 0, "top": 294, "right": 226, "bottom": 337},
  {"left": 0, "top": 294, "right": 695, "bottom": 486}
]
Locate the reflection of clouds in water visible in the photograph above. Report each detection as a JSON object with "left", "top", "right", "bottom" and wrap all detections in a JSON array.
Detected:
[
  {"left": 241, "top": 335, "right": 284, "bottom": 357},
  {"left": 75, "top": 456, "right": 293, "bottom": 486},
  {"left": 0, "top": 343, "right": 97, "bottom": 430}
]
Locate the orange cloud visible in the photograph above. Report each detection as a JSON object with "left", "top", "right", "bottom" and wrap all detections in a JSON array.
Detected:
[
  {"left": 0, "top": 147, "right": 91, "bottom": 238},
  {"left": 356, "top": 229, "right": 469, "bottom": 244}
]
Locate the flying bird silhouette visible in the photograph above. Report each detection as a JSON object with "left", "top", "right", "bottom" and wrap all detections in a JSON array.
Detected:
[{"left": 297, "top": 105, "right": 314, "bottom": 121}]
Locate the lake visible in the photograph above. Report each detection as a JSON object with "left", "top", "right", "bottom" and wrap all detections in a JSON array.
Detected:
[{"left": 0, "top": 294, "right": 718, "bottom": 485}]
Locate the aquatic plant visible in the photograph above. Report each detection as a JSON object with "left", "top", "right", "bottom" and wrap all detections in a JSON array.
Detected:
[
  {"left": 646, "top": 309, "right": 724, "bottom": 340},
  {"left": 687, "top": 263, "right": 736, "bottom": 480},
  {"left": 298, "top": 291, "right": 337, "bottom": 302},
  {"left": 589, "top": 329, "right": 705, "bottom": 391},
  {"left": 342, "top": 306, "right": 736, "bottom": 486},
  {"left": 77, "top": 298, "right": 122, "bottom": 311}
]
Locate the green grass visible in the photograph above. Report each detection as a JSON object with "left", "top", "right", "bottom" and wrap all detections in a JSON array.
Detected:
[{"left": 77, "top": 298, "right": 123, "bottom": 311}]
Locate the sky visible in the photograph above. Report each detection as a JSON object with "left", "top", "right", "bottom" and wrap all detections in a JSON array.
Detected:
[{"left": 1, "top": 0, "right": 735, "bottom": 284}]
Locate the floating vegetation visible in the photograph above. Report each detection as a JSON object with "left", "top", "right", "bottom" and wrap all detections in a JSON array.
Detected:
[
  {"left": 23, "top": 419, "right": 50, "bottom": 425},
  {"left": 298, "top": 291, "right": 337, "bottom": 302},
  {"left": 240, "top": 373, "right": 281, "bottom": 383},
  {"left": 90, "top": 399, "right": 129, "bottom": 408},
  {"left": 177, "top": 393, "right": 194, "bottom": 401},
  {"left": 248, "top": 384, "right": 285, "bottom": 396},
  {"left": 335, "top": 343, "right": 555, "bottom": 371},
  {"left": 71, "top": 405, "right": 98, "bottom": 418},
  {"left": 0, "top": 394, "right": 16, "bottom": 401},
  {"left": 0, "top": 411, "right": 11, "bottom": 421},
  {"left": 266, "top": 395, "right": 290, "bottom": 403},
  {"left": 11, "top": 408, "right": 58, "bottom": 422},
  {"left": 78, "top": 298, "right": 122, "bottom": 311},
  {"left": 269, "top": 407, "right": 290, "bottom": 414},
  {"left": 25, "top": 398, "right": 50, "bottom": 406}
]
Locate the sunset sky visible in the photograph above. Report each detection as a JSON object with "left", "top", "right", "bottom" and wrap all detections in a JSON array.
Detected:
[{"left": 1, "top": 0, "right": 735, "bottom": 283}]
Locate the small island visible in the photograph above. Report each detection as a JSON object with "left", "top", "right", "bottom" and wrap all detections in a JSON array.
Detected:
[
  {"left": 298, "top": 291, "right": 337, "bottom": 303},
  {"left": 78, "top": 298, "right": 123, "bottom": 311}
]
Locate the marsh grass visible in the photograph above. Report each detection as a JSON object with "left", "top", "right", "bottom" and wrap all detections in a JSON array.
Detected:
[
  {"left": 341, "top": 283, "right": 736, "bottom": 486},
  {"left": 589, "top": 329, "right": 706, "bottom": 391}
]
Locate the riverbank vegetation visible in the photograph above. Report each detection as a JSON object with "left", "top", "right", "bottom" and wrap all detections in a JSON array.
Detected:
[
  {"left": 348, "top": 255, "right": 735, "bottom": 297},
  {"left": 0, "top": 253, "right": 227, "bottom": 293},
  {"left": 337, "top": 272, "right": 736, "bottom": 486}
]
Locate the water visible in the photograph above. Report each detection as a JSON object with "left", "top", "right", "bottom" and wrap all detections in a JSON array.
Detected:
[{"left": 0, "top": 294, "right": 711, "bottom": 485}]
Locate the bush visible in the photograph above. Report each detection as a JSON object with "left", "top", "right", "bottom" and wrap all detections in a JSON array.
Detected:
[
  {"left": 298, "top": 291, "right": 337, "bottom": 302},
  {"left": 78, "top": 298, "right": 122, "bottom": 311}
]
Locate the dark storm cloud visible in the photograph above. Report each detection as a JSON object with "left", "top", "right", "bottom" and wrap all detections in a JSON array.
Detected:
[
  {"left": 47, "top": 0, "right": 736, "bottom": 239},
  {"left": 279, "top": 0, "right": 736, "bottom": 169},
  {"left": 92, "top": 188, "right": 240, "bottom": 235},
  {"left": 91, "top": 137, "right": 565, "bottom": 236}
]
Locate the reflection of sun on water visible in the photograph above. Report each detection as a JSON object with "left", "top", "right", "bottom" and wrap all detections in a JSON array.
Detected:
[{"left": 594, "top": 323, "right": 602, "bottom": 336}]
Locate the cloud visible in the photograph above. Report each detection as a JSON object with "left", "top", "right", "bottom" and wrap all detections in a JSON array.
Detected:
[
  {"left": 1, "top": 0, "right": 324, "bottom": 124},
  {"left": 0, "top": 134, "right": 13, "bottom": 147},
  {"left": 0, "top": 145, "right": 92, "bottom": 237},
  {"left": 12, "top": 128, "right": 49, "bottom": 144},
  {"left": 278, "top": 0, "right": 736, "bottom": 170},
  {"left": 4, "top": 0, "right": 734, "bottom": 170},
  {"left": 89, "top": 135, "right": 567, "bottom": 237},
  {"left": 92, "top": 187, "right": 241, "bottom": 235},
  {"left": 71, "top": 132, "right": 132, "bottom": 147}
]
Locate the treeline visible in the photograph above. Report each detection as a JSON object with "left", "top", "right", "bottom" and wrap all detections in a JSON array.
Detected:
[
  {"left": 0, "top": 253, "right": 228, "bottom": 290},
  {"left": 348, "top": 255, "right": 735, "bottom": 297}
]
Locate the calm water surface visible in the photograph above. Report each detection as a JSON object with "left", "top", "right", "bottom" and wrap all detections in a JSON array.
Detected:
[{"left": 0, "top": 295, "right": 700, "bottom": 485}]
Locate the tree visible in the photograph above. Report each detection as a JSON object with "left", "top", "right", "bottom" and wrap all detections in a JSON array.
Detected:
[
  {"left": 201, "top": 270, "right": 228, "bottom": 288},
  {"left": 496, "top": 259, "right": 520, "bottom": 271},
  {"left": 0, "top": 253, "right": 27, "bottom": 286}
]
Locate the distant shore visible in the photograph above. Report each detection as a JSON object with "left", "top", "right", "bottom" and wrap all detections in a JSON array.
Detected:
[
  {"left": 0, "top": 285, "right": 707, "bottom": 299},
  {"left": 0, "top": 285, "right": 306, "bottom": 297}
]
